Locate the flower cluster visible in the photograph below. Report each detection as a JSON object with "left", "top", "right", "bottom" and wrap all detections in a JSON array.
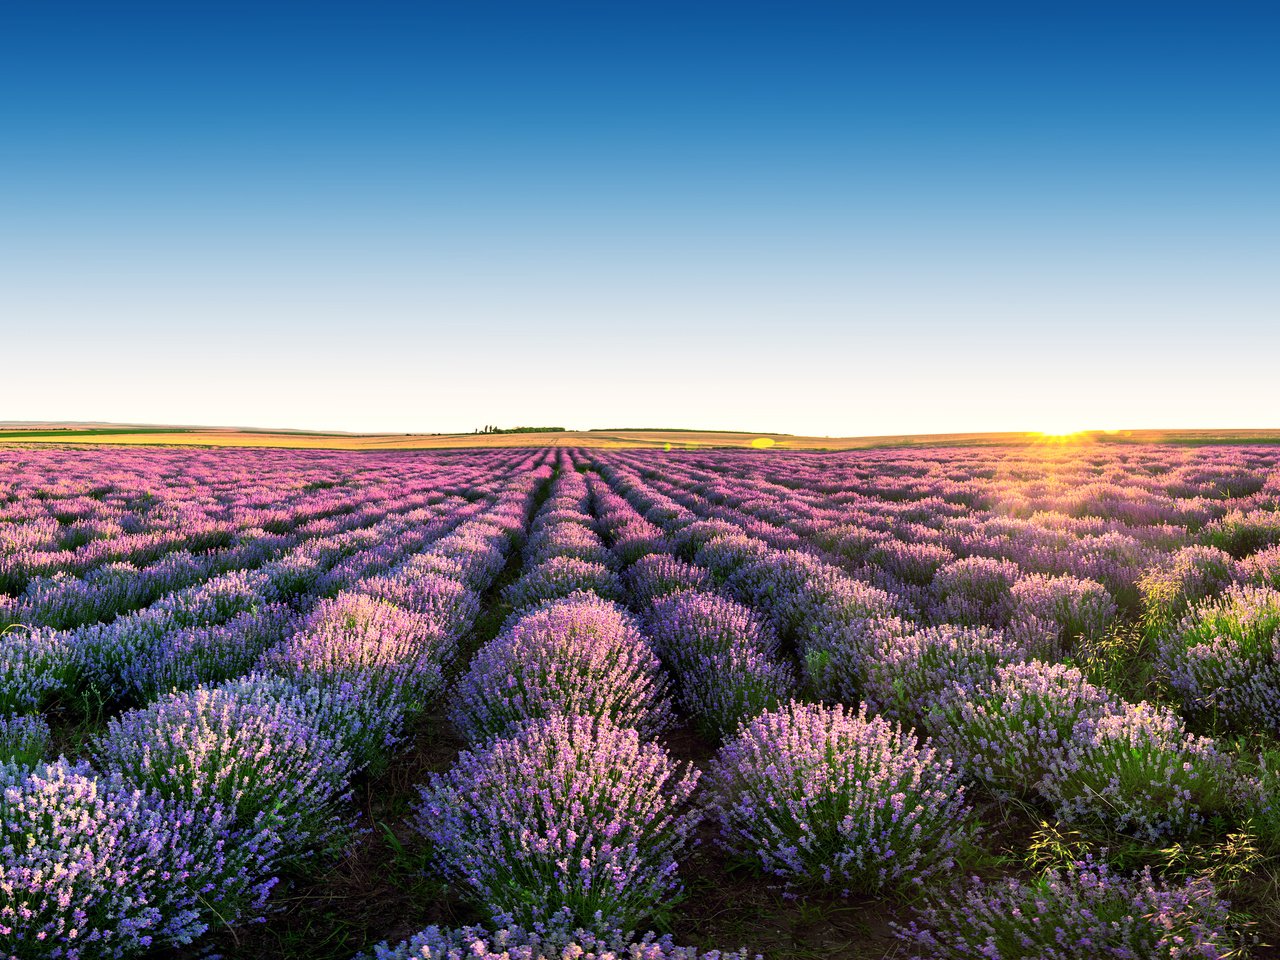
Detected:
[
  {"left": 414, "top": 714, "right": 700, "bottom": 930},
  {"left": 897, "top": 859, "right": 1239, "bottom": 959},
  {"left": 451, "top": 594, "right": 673, "bottom": 744},
  {"left": 0, "top": 711, "right": 51, "bottom": 767},
  {"left": 361, "top": 914, "right": 755, "bottom": 960},
  {"left": 645, "top": 590, "right": 796, "bottom": 740},
  {"left": 1157, "top": 584, "right": 1280, "bottom": 734},
  {"left": 93, "top": 683, "right": 357, "bottom": 868},
  {"left": 703, "top": 701, "right": 976, "bottom": 894},
  {"left": 502, "top": 556, "right": 625, "bottom": 614}
]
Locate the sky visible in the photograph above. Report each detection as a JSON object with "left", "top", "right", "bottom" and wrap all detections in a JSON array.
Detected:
[{"left": 2, "top": 1, "right": 1277, "bottom": 436}]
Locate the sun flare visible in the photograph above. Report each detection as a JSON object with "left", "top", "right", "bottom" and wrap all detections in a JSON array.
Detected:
[{"left": 1033, "top": 429, "right": 1090, "bottom": 444}]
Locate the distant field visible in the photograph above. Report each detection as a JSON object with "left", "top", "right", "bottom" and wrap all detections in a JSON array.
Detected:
[{"left": 2, "top": 424, "right": 1279, "bottom": 450}]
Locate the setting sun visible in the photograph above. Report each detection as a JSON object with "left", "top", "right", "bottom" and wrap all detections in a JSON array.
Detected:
[{"left": 1034, "top": 429, "right": 1087, "bottom": 442}]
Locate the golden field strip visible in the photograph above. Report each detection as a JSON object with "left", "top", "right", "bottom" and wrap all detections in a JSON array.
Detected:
[{"left": 1, "top": 426, "right": 1279, "bottom": 450}]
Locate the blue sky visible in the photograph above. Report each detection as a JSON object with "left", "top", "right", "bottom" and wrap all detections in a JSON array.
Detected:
[{"left": 2, "top": 2, "right": 1277, "bottom": 435}]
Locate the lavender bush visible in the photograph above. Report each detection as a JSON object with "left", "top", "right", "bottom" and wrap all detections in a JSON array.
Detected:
[
  {"left": 502, "top": 556, "right": 624, "bottom": 613},
  {"left": 356, "top": 572, "right": 480, "bottom": 650},
  {"left": 1138, "top": 545, "right": 1238, "bottom": 628},
  {"left": 1009, "top": 573, "right": 1117, "bottom": 655},
  {"left": 693, "top": 533, "right": 770, "bottom": 582},
  {"left": 624, "top": 553, "right": 709, "bottom": 608},
  {"left": 259, "top": 593, "right": 446, "bottom": 734},
  {"left": 1237, "top": 544, "right": 1280, "bottom": 589},
  {"left": 360, "top": 913, "right": 755, "bottom": 960},
  {"left": 525, "top": 521, "right": 612, "bottom": 568},
  {"left": 413, "top": 714, "right": 700, "bottom": 929},
  {"left": 928, "top": 660, "right": 1119, "bottom": 797},
  {"left": 114, "top": 603, "right": 295, "bottom": 703},
  {"left": 859, "top": 623, "right": 1026, "bottom": 726},
  {"left": 1202, "top": 507, "right": 1280, "bottom": 558},
  {"left": 221, "top": 670, "right": 409, "bottom": 775},
  {"left": 645, "top": 590, "right": 796, "bottom": 740},
  {"left": 0, "top": 625, "right": 79, "bottom": 714},
  {"left": 932, "top": 555, "right": 1021, "bottom": 626},
  {"left": 1039, "top": 701, "right": 1239, "bottom": 840},
  {"left": 703, "top": 701, "right": 976, "bottom": 895},
  {"left": 0, "top": 711, "right": 51, "bottom": 767},
  {"left": 897, "top": 859, "right": 1240, "bottom": 960},
  {"left": 451, "top": 594, "right": 673, "bottom": 744},
  {"left": 93, "top": 683, "right": 356, "bottom": 869},
  {"left": 1157, "top": 584, "right": 1280, "bottom": 734},
  {"left": 0, "top": 759, "right": 277, "bottom": 959}
]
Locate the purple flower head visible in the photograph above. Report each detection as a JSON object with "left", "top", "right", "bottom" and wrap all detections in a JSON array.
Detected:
[
  {"left": 452, "top": 594, "right": 673, "bottom": 744},
  {"left": 897, "top": 858, "right": 1240, "bottom": 959},
  {"left": 624, "top": 553, "right": 710, "bottom": 608},
  {"left": 93, "top": 682, "right": 357, "bottom": 869},
  {"left": 704, "top": 701, "right": 977, "bottom": 895},
  {"left": 1157, "top": 584, "right": 1280, "bottom": 734},
  {"left": 502, "top": 557, "right": 624, "bottom": 615},
  {"left": 414, "top": 713, "right": 700, "bottom": 930},
  {"left": 645, "top": 590, "right": 795, "bottom": 740}
]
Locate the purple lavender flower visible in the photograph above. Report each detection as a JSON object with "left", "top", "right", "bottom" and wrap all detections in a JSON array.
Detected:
[
  {"left": 526, "top": 519, "right": 613, "bottom": 567},
  {"left": 645, "top": 590, "right": 795, "bottom": 740},
  {"left": 896, "top": 858, "right": 1240, "bottom": 959},
  {"left": 451, "top": 594, "right": 673, "bottom": 744},
  {"left": 1157, "top": 584, "right": 1280, "bottom": 734},
  {"left": 704, "top": 701, "right": 976, "bottom": 895},
  {"left": 260, "top": 591, "right": 446, "bottom": 721},
  {"left": 360, "top": 913, "right": 756, "bottom": 960},
  {"left": 356, "top": 572, "right": 480, "bottom": 653},
  {"left": 1238, "top": 544, "right": 1280, "bottom": 589},
  {"left": 1203, "top": 508, "right": 1280, "bottom": 558},
  {"left": 866, "top": 539, "right": 956, "bottom": 587},
  {"left": 502, "top": 557, "right": 624, "bottom": 614},
  {"left": 413, "top": 714, "right": 699, "bottom": 930},
  {"left": 0, "top": 712, "right": 50, "bottom": 768},
  {"left": 93, "top": 683, "right": 357, "bottom": 869}
]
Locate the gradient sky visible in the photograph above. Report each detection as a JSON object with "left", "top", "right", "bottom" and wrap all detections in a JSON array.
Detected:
[{"left": 2, "top": 2, "right": 1277, "bottom": 436}]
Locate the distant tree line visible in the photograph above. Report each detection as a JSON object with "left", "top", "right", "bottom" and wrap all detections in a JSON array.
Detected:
[{"left": 474, "top": 426, "right": 567, "bottom": 434}]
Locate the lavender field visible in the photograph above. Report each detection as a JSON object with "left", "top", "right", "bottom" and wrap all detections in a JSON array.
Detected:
[{"left": 4, "top": 443, "right": 1280, "bottom": 959}]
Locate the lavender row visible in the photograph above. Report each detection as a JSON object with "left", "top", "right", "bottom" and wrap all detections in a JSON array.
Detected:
[
  {"left": 0, "top": 455, "right": 550, "bottom": 959},
  {"left": 0, "top": 447, "right": 521, "bottom": 594},
  {"left": 366, "top": 455, "right": 752, "bottom": 959}
]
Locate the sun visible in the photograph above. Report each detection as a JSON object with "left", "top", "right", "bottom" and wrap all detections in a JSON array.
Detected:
[{"left": 1030, "top": 426, "right": 1091, "bottom": 444}]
